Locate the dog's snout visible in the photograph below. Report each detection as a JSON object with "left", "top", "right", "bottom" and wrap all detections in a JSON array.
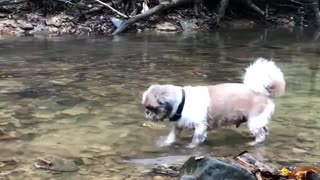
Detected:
[
  {"left": 145, "top": 111, "right": 153, "bottom": 121},
  {"left": 146, "top": 110, "right": 151, "bottom": 115}
]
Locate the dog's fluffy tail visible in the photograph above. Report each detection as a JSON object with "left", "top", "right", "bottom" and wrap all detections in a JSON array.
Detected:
[{"left": 243, "top": 58, "right": 285, "bottom": 98}]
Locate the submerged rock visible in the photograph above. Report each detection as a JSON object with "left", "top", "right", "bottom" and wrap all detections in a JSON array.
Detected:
[
  {"left": 0, "top": 158, "right": 19, "bottom": 171},
  {"left": 179, "top": 156, "right": 256, "bottom": 180},
  {"left": 34, "top": 155, "right": 78, "bottom": 172},
  {"left": 0, "top": 129, "right": 18, "bottom": 141},
  {"left": 12, "top": 87, "right": 56, "bottom": 99},
  {"left": 0, "top": 80, "right": 25, "bottom": 94},
  {"left": 61, "top": 106, "right": 89, "bottom": 116},
  {"left": 56, "top": 97, "right": 84, "bottom": 106},
  {"left": 19, "top": 117, "right": 48, "bottom": 125}
]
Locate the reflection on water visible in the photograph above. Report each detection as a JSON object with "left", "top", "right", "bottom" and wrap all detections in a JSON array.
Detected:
[{"left": 0, "top": 28, "right": 320, "bottom": 179}]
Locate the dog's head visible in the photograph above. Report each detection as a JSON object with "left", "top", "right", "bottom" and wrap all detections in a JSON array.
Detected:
[{"left": 141, "top": 85, "right": 180, "bottom": 121}]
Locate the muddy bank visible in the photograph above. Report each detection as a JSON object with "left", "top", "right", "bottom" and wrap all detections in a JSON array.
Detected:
[{"left": 0, "top": 0, "right": 315, "bottom": 36}]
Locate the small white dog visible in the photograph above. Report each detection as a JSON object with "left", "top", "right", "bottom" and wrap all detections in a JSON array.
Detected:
[{"left": 142, "top": 58, "right": 285, "bottom": 148}]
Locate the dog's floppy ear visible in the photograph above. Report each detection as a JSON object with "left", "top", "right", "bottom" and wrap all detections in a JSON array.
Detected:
[
  {"left": 156, "top": 93, "right": 168, "bottom": 105},
  {"left": 142, "top": 90, "right": 148, "bottom": 104},
  {"left": 156, "top": 92, "right": 174, "bottom": 113},
  {"left": 142, "top": 84, "right": 161, "bottom": 105}
]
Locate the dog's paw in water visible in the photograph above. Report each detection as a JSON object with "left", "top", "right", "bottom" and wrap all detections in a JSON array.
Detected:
[
  {"left": 159, "top": 141, "right": 173, "bottom": 147},
  {"left": 247, "top": 141, "right": 264, "bottom": 146},
  {"left": 156, "top": 137, "right": 174, "bottom": 147},
  {"left": 186, "top": 143, "right": 198, "bottom": 149}
]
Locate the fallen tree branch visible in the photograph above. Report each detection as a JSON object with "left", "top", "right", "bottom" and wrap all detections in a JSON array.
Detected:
[
  {"left": 81, "top": 5, "right": 104, "bottom": 15},
  {"left": 93, "top": 0, "right": 129, "bottom": 19},
  {"left": 112, "top": 4, "right": 164, "bottom": 35},
  {"left": 0, "top": 0, "right": 26, "bottom": 6},
  {"left": 244, "top": 0, "right": 265, "bottom": 17},
  {"left": 112, "top": 0, "right": 193, "bottom": 35}
]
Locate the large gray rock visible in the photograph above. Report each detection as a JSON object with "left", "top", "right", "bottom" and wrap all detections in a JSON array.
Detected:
[
  {"left": 179, "top": 19, "right": 198, "bottom": 32},
  {"left": 17, "top": 20, "right": 34, "bottom": 30},
  {"left": 179, "top": 156, "right": 256, "bottom": 180},
  {"left": 306, "top": 172, "right": 320, "bottom": 180},
  {"left": 155, "top": 22, "right": 177, "bottom": 32}
]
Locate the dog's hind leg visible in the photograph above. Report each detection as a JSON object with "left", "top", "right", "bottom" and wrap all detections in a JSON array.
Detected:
[{"left": 247, "top": 100, "right": 275, "bottom": 146}]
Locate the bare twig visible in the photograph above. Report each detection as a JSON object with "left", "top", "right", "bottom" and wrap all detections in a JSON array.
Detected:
[
  {"left": 93, "top": 0, "right": 129, "bottom": 18},
  {"left": 112, "top": 0, "right": 192, "bottom": 35}
]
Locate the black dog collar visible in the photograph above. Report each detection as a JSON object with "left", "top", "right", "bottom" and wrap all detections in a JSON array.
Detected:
[{"left": 169, "top": 88, "right": 186, "bottom": 121}]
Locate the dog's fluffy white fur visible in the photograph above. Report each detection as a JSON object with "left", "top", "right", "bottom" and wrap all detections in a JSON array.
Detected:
[{"left": 142, "top": 58, "right": 285, "bottom": 148}]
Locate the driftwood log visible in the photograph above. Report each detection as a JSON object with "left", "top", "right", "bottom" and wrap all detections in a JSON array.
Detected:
[{"left": 112, "top": 0, "right": 193, "bottom": 35}]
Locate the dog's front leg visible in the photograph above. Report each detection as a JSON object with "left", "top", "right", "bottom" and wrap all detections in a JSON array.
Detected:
[
  {"left": 162, "top": 125, "right": 182, "bottom": 147},
  {"left": 248, "top": 127, "right": 268, "bottom": 146},
  {"left": 187, "top": 124, "right": 207, "bottom": 148}
]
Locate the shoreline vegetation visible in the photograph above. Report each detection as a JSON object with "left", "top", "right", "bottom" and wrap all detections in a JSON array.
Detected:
[{"left": 0, "top": 0, "right": 320, "bottom": 36}]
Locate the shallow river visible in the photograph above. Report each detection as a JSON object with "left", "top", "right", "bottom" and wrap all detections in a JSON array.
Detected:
[{"left": 0, "top": 28, "right": 319, "bottom": 179}]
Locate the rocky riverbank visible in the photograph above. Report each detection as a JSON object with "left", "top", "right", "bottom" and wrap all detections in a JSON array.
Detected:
[
  {"left": 0, "top": 12, "right": 115, "bottom": 36},
  {"left": 0, "top": 3, "right": 301, "bottom": 37}
]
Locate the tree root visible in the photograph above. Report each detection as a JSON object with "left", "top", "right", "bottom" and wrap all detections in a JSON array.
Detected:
[
  {"left": 215, "top": 0, "right": 230, "bottom": 23},
  {"left": 301, "top": 0, "right": 320, "bottom": 26},
  {"left": 112, "top": 0, "right": 193, "bottom": 35},
  {"left": 244, "top": 0, "right": 265, "bottom": 17},
  {"left": 193, "top": 0, "right": 203, "bottom": 17}
]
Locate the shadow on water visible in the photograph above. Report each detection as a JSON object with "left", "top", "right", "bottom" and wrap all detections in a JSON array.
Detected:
[{"left": 0, "top": 27, "right": 319, "bottom": 179}]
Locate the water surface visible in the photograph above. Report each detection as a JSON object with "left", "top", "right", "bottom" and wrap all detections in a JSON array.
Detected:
[{"left": 0, "top": 28, "right": 320, "bottom": 179}]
